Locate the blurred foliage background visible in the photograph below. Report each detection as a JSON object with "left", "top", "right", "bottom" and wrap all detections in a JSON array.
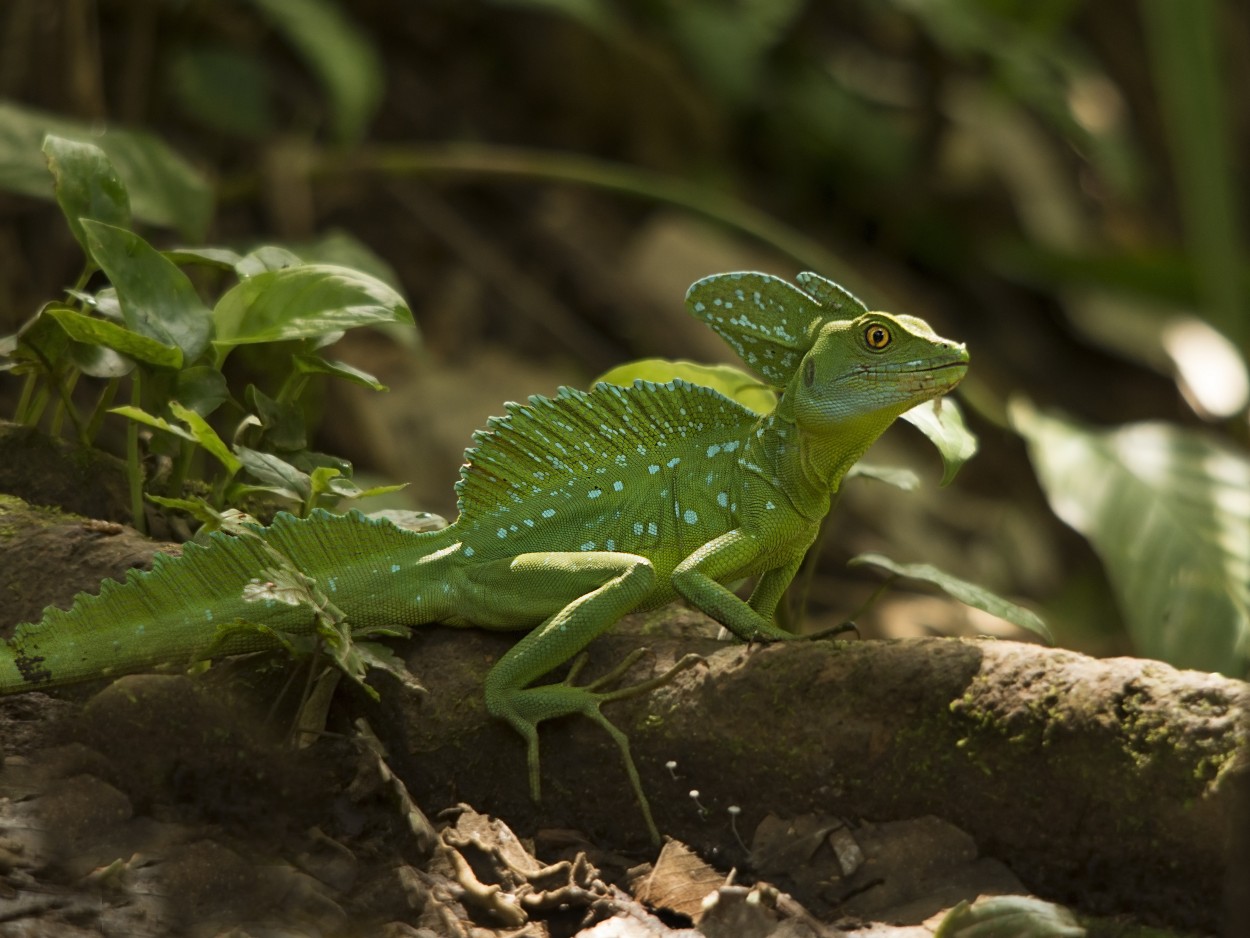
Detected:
[{"left": 1, "top": 0, "right": 1247, "bottom": 674}]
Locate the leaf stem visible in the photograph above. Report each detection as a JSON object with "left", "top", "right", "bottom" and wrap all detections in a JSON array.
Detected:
[{"left": 127, "top": 373, "right": 147, "bottom": 535}]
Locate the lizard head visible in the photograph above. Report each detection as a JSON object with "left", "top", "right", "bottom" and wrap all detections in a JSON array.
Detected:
[
  {"left": 789, "top": 310, "right": 968, "bottom": 432},
  {"left": 686, "top": 270, "right": 967, "bottom": 430}
]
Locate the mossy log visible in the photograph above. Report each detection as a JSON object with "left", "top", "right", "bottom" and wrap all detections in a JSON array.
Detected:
[{"left": 369, "top": 625, "right": 1248, "bottom": 933}]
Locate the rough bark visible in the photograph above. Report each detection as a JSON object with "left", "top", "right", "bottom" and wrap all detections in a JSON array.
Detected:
[{"left": 0, "top": 494, "right": 176, "bottom": 630}]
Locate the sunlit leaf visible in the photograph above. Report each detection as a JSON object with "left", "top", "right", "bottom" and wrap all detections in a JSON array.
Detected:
[
  {"left": 1161, "top": 316, "right": 1248, "bottom": 419},
  {"left": 900, "top": 398, "right": 978, "bottom": 485},
  {"left": 849, "top": 552, "right": 1053, "bottom": 643},
  {"left": 1011, "top": 400, "right": 1250, "bottom": 674},
  {"left": 109, "top": 404, "right": 199, "bottom": 444},
  {"left": 80, "top": 220, "right": 212, "bottom": 361},
  {"left": 594, "top": 358, "right": 778, "bottom": 414},
  {"left": 291, "top": 230, "right": 403, "bottom": 292},
  {"left": 164, "top": 246, "right": 245, "bottom": 270},
  {"left": 235, "top": 245, "right": 303, "bottom": 278},
  {"left": 845, "top": 463, "right": 920, "bottom": 491},
  {"left": 935, "top": 896, "right": 1085, "bottom": 938},
  {"left": 168, "top": 401, "right": 241, "bottom": 475},
  {"left": 212, "top": 264, "right": 412, "bottom": 358},
  {"left": 0, "top": 101, "right": 212, "bottom": 239},
  {"left": 42, "top": 135, "right": 130, "bottom": 252}
]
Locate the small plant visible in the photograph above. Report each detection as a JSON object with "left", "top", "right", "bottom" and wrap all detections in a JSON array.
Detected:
[{"left": 0, "top": 135, "right": 412, "bottom": 532}]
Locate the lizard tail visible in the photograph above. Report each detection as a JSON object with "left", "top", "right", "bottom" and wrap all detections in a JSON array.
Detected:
[{"left": 0, "top": 509, "right": 451, "bottom": 694}]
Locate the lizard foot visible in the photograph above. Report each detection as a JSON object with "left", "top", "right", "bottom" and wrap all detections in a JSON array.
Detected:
[
  {"left": 806, "top": 619, "right": 861, "bottom": 641},
  {"left": 491, "top": 650, "right": 703, "bottom": 845}
]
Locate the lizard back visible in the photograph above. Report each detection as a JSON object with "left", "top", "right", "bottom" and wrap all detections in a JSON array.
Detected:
[{"left": 453, "top": 379, "right": 761, "bottom": 563}]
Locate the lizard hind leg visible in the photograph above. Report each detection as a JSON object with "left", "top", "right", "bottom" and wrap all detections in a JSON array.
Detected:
[{"left": 478, "top": 551, "right": 698, "bottom": 844}]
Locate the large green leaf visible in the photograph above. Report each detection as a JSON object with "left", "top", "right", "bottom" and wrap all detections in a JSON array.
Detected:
[
  {"left": 900, "top": 398, "right": 978, "bottom": 486},
  {"left": 81, "top": 220, "right": 213, "bottom": 361},
  {"left": 848, "top": 552, "right": 1052, "bottom": 643},
  {"left": 1012, "top": 401, "right": 1250, "bottom": 675},
  {"left": 212, "top": 264, "right": 412, "bottom": 356},
  {"left": 593, "top": 358, "right": 778, "bottom": 414},
  {"left": 42, "top": 135, "right": 131, "bottom": 252},
  {"left": 0, "top": 101, "right": 211, "bottom": 239}
]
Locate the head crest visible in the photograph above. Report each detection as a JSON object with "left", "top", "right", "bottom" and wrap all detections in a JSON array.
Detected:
[{"left": 685, "top": 271, "right": 868, "bottom": 387}]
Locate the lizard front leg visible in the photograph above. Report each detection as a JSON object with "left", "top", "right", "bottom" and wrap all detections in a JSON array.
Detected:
[
  {"left": 474, "top": 551, "right": 698, "bottom": 844},
  {"left": 671, "top": 530, "right": 798, "bottom": 641}
]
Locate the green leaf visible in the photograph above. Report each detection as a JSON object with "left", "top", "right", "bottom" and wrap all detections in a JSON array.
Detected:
[
  {"left": 935, "top": 896, "right": 1085, "bottom": 938},
  {"left": 46, "top": 307, "right": 182, "bottom": 368},
  {"left": 163, "top": 246, "right": 245, "bottom": 270},
  {"left": 1, "top": 305, "right": 71, "bottom": 376},
  {"left": 146, "top": 494, "right": 222, "bottom": 525},
  {"left": 594, "top": 358, "right": 778, "bottom": 414},
  {"left": 336, "top": 480, "right": 407, "bottom": 501},
  {"left": 42, "top": 135, "right": 131, "bottom": 252},
  {"left": 845, "top": 462, "right": 920, "bottom": 491},
  {"left": 168, "top": 401, "right": 241, "bottom": 475},
  {"left": 212, "top": 264, "right": 413, "bottom": 357},
  {"left": 292, "top": 353, "right": 386, "bottom": 390},
  {"left": 249, "top": 0, "right": 383, "bottom": 143},
  {"left": 235, "top": 446, "right": 311, "bottom": 499},
  {"left": 109, "top": 404, "right": 200, "bottom": 445},
  {"left": 175, "top": 366, "right": 231, "bottom": 416},
  {"left": 1011, "top": 401, "right": 1250, "bottom": 674},
  {"left": 110, "top": 402, "right": 240, "bottom": 475},
  {"left": 849, "top": 552, "right": 1053, "bottom": 643},
  {"left": 244, "top": 385, "right": 307, "bottom": 451},
  {"left": 80, "top": 220, "right": 213, "bottom": 361},
  {"left": 235, "top": 245, "right": 303, "bottom": 278},
  {"left": 290, "top": 230, "right": 403, "bottom": 292},
  {"left": 900, "top": 398, "right": 978, "bottom": 486},
  {"left": 0, "top": 101, "right": 212, "bottom": 239},
  {"left": 68, "top": 339, "right": 134, "bottom": 379}
]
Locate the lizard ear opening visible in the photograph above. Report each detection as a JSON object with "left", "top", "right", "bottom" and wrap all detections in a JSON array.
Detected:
[{"left": 685, "top": 272, "right": 869, "bottom": 388}]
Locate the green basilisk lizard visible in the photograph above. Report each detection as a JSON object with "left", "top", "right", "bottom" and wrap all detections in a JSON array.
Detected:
[{"left": 0, "top": 271, "right": 968, "bottom": 842}]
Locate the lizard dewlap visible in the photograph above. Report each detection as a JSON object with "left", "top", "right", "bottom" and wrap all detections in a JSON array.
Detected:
[{"left": 0, "top": 271, "right": 968, "bottom": 843}]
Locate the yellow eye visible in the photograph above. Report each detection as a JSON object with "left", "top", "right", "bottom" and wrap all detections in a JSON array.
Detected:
[{"left": 865, "top": 323, "right": 892, "bottom": 350}]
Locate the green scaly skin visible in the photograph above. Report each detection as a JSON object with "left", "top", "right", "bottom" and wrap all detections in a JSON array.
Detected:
[{"left": 0, "top": 272, "right": 968, "bottom": 843}]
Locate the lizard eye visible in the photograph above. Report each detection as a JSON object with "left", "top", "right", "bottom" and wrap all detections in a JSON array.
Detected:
[{"left": 864, "top": 323, "right": 892, "bottom": 350}]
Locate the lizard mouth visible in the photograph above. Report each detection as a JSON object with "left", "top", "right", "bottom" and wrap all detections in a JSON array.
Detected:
[{"left": 857, "top": 352, "right": 969, "bottom": 380}]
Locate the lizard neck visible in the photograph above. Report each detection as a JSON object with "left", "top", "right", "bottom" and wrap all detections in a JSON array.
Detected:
[{"left": 745, "top": 393, "right": 886, "bottom": 523}]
